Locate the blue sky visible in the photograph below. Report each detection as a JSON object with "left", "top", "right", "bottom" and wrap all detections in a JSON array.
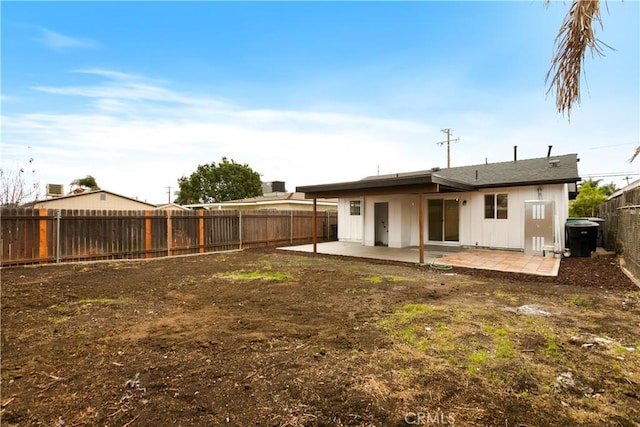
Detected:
[{"left": 2, "top": 1, "right": 638, "bottom": 204}]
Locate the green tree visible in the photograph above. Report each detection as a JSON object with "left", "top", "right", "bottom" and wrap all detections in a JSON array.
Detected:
[
  {"left": 71, "top": 175, "right": 100, "bottom": 191},
  {"left": 175, "top": 157, "right": 262, "bottom": 204},
  {"left": 569, "top": 179, "right": 616, "bottom": 217}
]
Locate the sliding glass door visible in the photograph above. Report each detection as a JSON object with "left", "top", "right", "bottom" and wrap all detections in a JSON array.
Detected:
[{"left": 427, "top": 199, "right": 459, "bottom": 242}]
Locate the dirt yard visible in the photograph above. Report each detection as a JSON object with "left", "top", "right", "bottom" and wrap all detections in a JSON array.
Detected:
[{"left": 1, "top": 249, "right": 639, "bottom": 426}]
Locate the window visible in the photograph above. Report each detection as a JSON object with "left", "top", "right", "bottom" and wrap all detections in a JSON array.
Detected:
[
  {"left": 484, "top": 193, "right": 508, "bottom": 219},
  {"left": 100, "top": 194, "right": 107, "bottom": 201},
  {"left": 349, "top": 200, "right": 361, "bottom": 216}
]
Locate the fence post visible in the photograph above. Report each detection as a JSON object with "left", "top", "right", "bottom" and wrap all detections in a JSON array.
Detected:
[
  {"left": 198, "top": 210, "right": 205, "bottom": 253},
  {"left": 145, "top": 210, "right": 152, "bottom": 258},
  {"left": 38, "top": 208, "right": 48, "bottom": 262},
  {"left": 55, "top": 210, "right": 61, "bottom": 263},
  {"left": 290, "top": 210, "right": 293, "bottom": 244},
  {"left": 167, "top": 211, "right": 172, "bottom": 257},
  {"left": 239, "top": 210, "right": 243, "bottom": 250}
]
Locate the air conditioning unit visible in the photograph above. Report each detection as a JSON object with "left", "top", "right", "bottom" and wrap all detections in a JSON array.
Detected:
[{"left": 46, "top": 184, "right": 64, "bottom": 197}]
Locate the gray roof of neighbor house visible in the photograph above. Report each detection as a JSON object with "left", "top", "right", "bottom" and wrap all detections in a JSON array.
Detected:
[{"left": 297, "top": 154, "right": 580, "bottom": 198}]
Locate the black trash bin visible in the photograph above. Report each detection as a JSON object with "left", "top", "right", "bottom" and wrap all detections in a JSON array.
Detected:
[
  {"left": 587, "top": 217, "right": 605, "bottom": 247},
  {"left": 565, "top": 221, "right": 599, "bottom": 257}
]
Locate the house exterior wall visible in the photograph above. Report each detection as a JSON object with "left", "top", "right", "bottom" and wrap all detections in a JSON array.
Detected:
[
  {"left": 206, "top": 202, "right": 337, "bottom": 212},
  {"left": 336, "top": 183, "right": 570, "bottom": 251},
  {"left": 337, "top": 198, "right": 363, "bottom": 242},
  {"left": 33, "top": 193, "right": 154, "bottom": 210}
]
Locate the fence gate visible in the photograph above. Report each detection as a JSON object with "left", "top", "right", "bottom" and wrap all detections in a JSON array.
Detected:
[{"left": 524, "top": 200, "right": 554, "bottom": 256}]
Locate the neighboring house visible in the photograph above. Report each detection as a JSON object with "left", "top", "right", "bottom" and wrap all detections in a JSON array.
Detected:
[
  {"left": 607, "top": 178, "right": 640, "bottom": 202},
  {"left": 184, "top": 192, "right": 337, "bottom": 212},
  {"left": 297, "top": 153, "right": 580, "bottom": 257},
  {"left": 28, "top": 190, "right": 157, "bottom": 210},
  {"left": 156, "top": 203, "right": 192, "bottom": 211}
]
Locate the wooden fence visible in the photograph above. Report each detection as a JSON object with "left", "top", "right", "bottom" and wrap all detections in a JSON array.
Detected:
[
  {"left": 599, "top": 186, "right": 640, "bottom": 281},
  {"left": 0, "top": 209, "right": 338, "bottom": 266}
]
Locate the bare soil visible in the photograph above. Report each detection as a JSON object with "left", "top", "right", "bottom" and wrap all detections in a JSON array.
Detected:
[{"left": 1, "top": 249, "right": 639, "bottom": 426}]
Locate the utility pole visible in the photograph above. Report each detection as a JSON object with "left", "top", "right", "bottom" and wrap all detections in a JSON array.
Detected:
[
  {"left": 165, "top": 186, "right": 172, "bottom": 204},
  {"left": 436, "top": 128, "right": 459, "bottom": 168}
]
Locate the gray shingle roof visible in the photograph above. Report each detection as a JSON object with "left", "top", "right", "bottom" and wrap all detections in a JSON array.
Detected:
[
  {"left": 434, "top": 154, "right": 580, "bottom": 187},
  {"left": 362, "top": 154, "right": 579, "bottom": 187},
  {"left": 297, "top": 154, "right": 580, "bottom": 197}
]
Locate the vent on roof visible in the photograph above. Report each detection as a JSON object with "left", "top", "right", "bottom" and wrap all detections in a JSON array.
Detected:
[
  {"left": 46, "top": 184, "right": 64, "bottom": 197},
  {"left": 262, "top": 181, "right": 286, "bottom": 194},
  {"left": 431, "top": 167, "right": 441, "bottom": 172},
  {"left": 549, "top": 159, "right": 560, "bottom": 167}
]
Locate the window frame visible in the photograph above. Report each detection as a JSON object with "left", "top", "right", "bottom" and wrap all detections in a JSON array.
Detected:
[
  {"left": 349, "top": 200, "right": 361, "bottom": 216},
  {"left": 484, "top": 193, "right": 508, "bottom": 220}
]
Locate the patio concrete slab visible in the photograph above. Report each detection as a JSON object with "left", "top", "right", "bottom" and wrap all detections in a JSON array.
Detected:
[{"left": 278, "top": 241, "right": 560, "bottom": 277}]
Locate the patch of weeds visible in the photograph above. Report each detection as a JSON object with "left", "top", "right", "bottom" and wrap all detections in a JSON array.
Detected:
[
  {"left": 613, "top": 345, "right": 632, "bottom": 357},
  {"left": 496, "top": 338, "right": 515, "bottom": 359},
  {"left": 398, "top": 326, "right": 428, "bottom": 350},
  {"left": 435, "top": 322, "right": 448, "bottom": 332},
  {"left": 182, "top": 276, "right": 197, "bottom": 286},
  {"left": 76, "top": 329, "right": 93, "bottom": 339},
  {"left": 257, "top": 258, "right": 273, "bottom": 271},
  {"left": 220, "top": 270, "right": 292, "bottom": 281},
  {"left": 366, "top": 276, "right": 383, "bottom": 284},
  {"left": 545, "top": 340, "right": 562, "bottom": 358},
  {"left": 484, "top": 325, "right": 509, "bottom": 337},
  {"left": 46, "top": 305, "right": 71, "bottom": 324},
  {"left": 345, "top": 287, "right": 369, "bottom": 294},
  {"left": 395, "top": 304, "right": 433, "bottom": 324},
  {"left": 569, "top": 295, "right": 594, "bottom": 309},
  {"left": 467, "top": 349, "right": 489, "bottom": 373},
  {"left": 396, "top": 368, "right": 412, "bottom": 378}
]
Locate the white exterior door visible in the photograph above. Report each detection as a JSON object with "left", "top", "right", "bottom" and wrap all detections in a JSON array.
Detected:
[{"left": 524, "top": 200, "right": 554, "bottom": 256}]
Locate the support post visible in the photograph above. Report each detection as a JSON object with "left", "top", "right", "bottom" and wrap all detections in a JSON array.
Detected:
[
  {"left": 313, "top": 198, "right": 317, "bottom": 254},
  {"left": 418, "top": 194, "right": 425, "bottom": 264}
]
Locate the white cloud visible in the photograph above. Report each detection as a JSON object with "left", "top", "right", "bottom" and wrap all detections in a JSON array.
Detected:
[
  {"left": 3, "top": 69, "right": 437, "bottom": 203},
  {"left": 3, "top": 68, "right": 638, "bottom": 204},
  {"left": 37, "top": 28, "right": 97, "bottom": 50}
]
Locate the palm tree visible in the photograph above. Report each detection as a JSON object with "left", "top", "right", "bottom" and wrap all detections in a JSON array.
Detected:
[{"left": 70, "top": 175, "right": 100, "bottom": 191}]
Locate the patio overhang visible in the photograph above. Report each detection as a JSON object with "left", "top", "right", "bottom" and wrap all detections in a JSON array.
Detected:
[{"left": 297, "top": 173, "right": 475, "bottom": 199}]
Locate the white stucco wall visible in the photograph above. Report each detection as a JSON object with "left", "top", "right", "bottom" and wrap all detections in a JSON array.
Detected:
[
  {"left": 336, "top": 184, "right": 570, "bottom": 251},
  {"left": 337, "top": 198, "right": 363, "bottom": 242}
]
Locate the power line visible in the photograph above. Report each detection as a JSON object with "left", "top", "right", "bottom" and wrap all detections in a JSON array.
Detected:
[{"left": 581, "top": 172, "right": 640, "bottom": 178}]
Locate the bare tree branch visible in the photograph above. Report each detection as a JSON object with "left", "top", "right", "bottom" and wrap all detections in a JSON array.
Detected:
[{"left": 0, "top": 169, "right": 40, "bottom": 207}]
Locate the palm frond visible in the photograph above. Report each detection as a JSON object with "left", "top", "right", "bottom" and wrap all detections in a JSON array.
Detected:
[{"left": 546, "top": 0, "right": 609, "bottom": 119}]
